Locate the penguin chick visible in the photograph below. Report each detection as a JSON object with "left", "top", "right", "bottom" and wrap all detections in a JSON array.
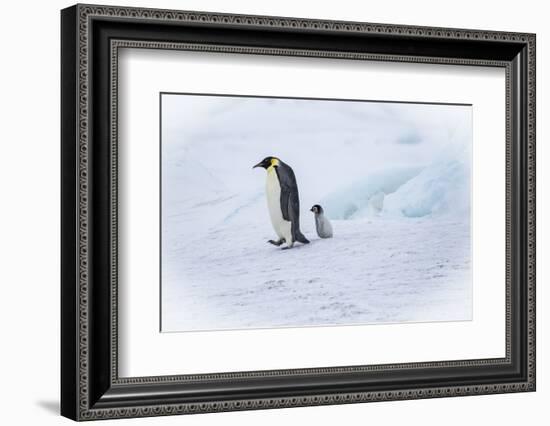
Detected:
[{"left": 310, "top": 204, "right": 333, "bottom": 238}]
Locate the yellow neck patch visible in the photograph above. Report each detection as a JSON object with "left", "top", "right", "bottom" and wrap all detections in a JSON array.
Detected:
[{"left": 267, "top": 158, "right": 279, "bottom": 172}]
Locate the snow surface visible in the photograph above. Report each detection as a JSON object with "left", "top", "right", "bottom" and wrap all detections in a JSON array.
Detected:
[{"left": 161, "top": 95, "right": 472, "bottom": 332}]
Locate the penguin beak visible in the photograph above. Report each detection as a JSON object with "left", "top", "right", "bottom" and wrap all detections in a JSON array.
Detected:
[
  {"left": 310, "top": 207, "right": 314, "bottom": 212},
  {"left": 253, "top": 162, "right": 263, "bottom": 169}
]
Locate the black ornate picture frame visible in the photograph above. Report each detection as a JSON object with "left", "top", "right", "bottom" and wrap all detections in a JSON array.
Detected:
[{"left": 61, "top": 4, "right": 536, "bottom": 421}]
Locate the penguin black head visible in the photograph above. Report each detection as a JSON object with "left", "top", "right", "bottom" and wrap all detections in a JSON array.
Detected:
[
  {"left": 310, "top": 204, "right": 324, "bottom": 214},
  {"left": 253, "top": 156, "right": 280, "bottom": 170}
]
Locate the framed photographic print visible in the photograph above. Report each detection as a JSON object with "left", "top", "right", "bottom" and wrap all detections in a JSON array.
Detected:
[{"left": 61, "top": 4, "right": 536, "bottom": 421}]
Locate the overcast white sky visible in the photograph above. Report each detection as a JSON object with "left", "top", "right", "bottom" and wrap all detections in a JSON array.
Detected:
[{"left": 162, "top": 93, "right": 472, "bottom": 154}]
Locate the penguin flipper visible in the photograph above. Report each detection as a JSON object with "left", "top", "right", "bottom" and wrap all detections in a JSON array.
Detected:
[
  {"left": 285, "top": 191, "right": 308, "bottom": 244},
  {"left": 276, "top": 164, "right": 309, "bottom": 244},
  {"left": 276, "top": 164, "right": 299, "bottom": 222},
  {"left": 279, "top": 187, "right": 294, "bottom": 223}
]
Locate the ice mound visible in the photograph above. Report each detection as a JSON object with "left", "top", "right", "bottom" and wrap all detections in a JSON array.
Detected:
[
  {"left": 321, "top": 159, "right": 470, "bottom": 219},
  {"left": 383, "top": 159, "right": 470, "bottom": 218},
  {"left": 320, "top": 167, "right": 421, "bottom": 219}
]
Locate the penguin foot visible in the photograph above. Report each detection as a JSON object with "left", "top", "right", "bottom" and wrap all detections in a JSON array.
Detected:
[{"left": 268, "top": 238, "right": 285, "bottom": 246}]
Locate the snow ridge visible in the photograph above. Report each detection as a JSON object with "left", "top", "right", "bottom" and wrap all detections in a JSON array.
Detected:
[{"left": 321, "top": 158, "right": 470, "bottom": 220}]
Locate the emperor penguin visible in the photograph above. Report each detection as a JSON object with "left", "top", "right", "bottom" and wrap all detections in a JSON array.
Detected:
[
  {"left": 253, "top": 156, "right": 310, "bottom": 249},
  {"left": 310, "top": 204, "right": 333, "bottom": 238}
]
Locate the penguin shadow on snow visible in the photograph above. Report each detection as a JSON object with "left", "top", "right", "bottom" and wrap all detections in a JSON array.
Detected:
[{"left": 269, "top": 237, "right": 323, "bottom": 253}]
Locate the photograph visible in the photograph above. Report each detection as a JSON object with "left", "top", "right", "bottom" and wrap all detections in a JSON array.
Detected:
[{"left": 160, "top": 93, "right": 473, "bottom": 332}]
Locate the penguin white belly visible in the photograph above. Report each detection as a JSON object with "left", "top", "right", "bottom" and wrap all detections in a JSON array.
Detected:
[{"left": 266, "top": 169, "right": 293, "bottom": 243}]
